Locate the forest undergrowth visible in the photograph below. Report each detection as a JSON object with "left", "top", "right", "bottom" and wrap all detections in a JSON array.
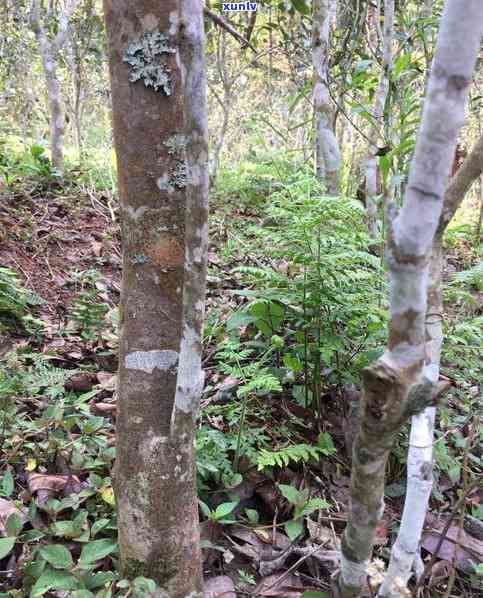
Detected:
[{"left": 0, "top": 153, "right": 481, "bottom": 597}]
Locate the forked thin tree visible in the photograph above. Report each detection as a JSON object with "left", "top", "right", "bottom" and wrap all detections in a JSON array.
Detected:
[
  {"left": 29, "top": 0, "right": 79, "bottom": 172},
  {"left": 312, "top": 0, "right": 341, "bottom": 194},
  {"left": 339, "top": 1, "right": 483, "bottom": 596},
  {"left": 380, "top": 132, "right": 483, "bottom": 597},
  {"left": 103, "top": 1, "right": 208, "bottom": 594}
]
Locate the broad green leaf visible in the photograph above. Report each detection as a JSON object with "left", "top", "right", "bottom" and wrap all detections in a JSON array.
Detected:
[
  {"left": 50, "top": 520, "right": 80, "bottom": 539},
  {"left": 0, "top": 537, "right": 15, "bottom": 559},
  {"left": 278, "top": 484, "right": 301, "bottom": 506},
  {"left": 245, "top": 509, "right": 259, "bottom": 524},
  {"left": 284, "top": 519, "right": 304, "bottom": 541},
  {"left": 291, "top": 0, "right": 310, "bottom": 15},
  {"left": 6, "top": 513, "right": 23, "bottom": 537},
  {"left": 283, "top": 354, "right": 303, "bottom": 372},
  {"left": 393, "top": 53, "right": 412, "bottom": 79},
  {"left": 83, "top": 571, "right": 116, "bottom": 590},
  {"left": 91, "top": 518, "right": 110, "bottom": 537},
  {"left": 133, "top": 577, "right": 158, "bottom": 594},
  {"left": 1, "top": 471, "right": 14, "bottom": 497},
  {"left": 39, "top": 544, "right": 73, "bottom": 569},
  {"left": 31, "top": 568, "right": 78, "bottom": 596},
  {"left": 214, "top": 501, "right": 239, "bottom": 520},
  {"left": 22, "top": 529, "right": 46, "bottom": 543},
  {"left": 302, "top": 592, "right": 329, "bottom": 598},
  {"left": 296, "top": 498, "right": 330, "bottom": 519},
  {"left": 317, "top": 432, "right": 336, "bottom": 454},
  {"left": 198, "top": 500, "right": 212, "bottom": 519},
  {"left": 79, "top": 538, "right": 117, "bottom": 564},
  {"left": 23, "top": 557, "right": 46, "bottom": 578}
]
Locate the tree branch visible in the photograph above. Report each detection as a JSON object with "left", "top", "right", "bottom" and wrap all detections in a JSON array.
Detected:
[
  {"left": 437, "top": 133, "right": 483, "bottom": 237},
  {"left": 204, "top": 7, "right": 256, "bottom": 51},
  {"left": 54, "top": 0, "right": 79, "bottom": 50}
]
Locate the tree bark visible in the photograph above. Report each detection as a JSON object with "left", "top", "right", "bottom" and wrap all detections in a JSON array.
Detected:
[
  {"left": 379, "top": 131, "right": 483, "bottom": 596},
  {"left": 103, "top": 1, "right": 208, "bottom": 594},
  {"left": 365, "top": 0, "right": 394, "bottom": 238},
  {"left": 339, "top": 2, "right": 483, "bottom": 596},
  {"left": 313, "top": 0, "right": 341, "bottom": 194}
]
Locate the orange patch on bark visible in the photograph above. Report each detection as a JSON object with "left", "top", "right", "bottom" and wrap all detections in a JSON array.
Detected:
[{"left": 144, "top": 235, "right": 184, "bottom": 268}]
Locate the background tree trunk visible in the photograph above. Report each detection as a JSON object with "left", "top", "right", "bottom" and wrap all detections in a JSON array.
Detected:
[
  {"left": 103, "top": 0, "right": 208, "bottom": 594},
  {"left": 365, "top": 0, "right": 394, "bottom": 238},
  {"left": 29, "top": 0, "right": 78, "bottom": 173},
  {"left": 339, "top": 2, "right": 483, "bottom": 596},
  {"left": 313, "top": 0, "right": 341, "bottom": 194}
]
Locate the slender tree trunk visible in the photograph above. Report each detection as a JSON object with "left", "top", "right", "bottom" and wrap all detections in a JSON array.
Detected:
[
  {"left": 313, "top": 0, "right": 341, "bottom": 194},
  {"left": 476, "top": 178, "right": 483, "bottom": 244},
  {"left": 377, "top": 241, "right": 443, "bottom": 597},
  {"left": 210, "top": 30, "right": 232, "bottom": 185},
  {"left": 44, "top": 54, "right": 65, "bottom": 171},
  {"left": 31, "top": 28, "right": 65, "bottom": 171},
  {"left": 365, "top": 0, "right": 394, "bottom": 237},
  {"left": 67, "top": 38, "right": 84, "bottom": 160},
  {"left": 29, "top": 0, "right": 78, "bottom": 173},
  {"left": 103, "top": 1, "right": 208, "bottom": 594},
  {"left": 338, "top": 3, "right": 483, "bottom": 596},
  {"left": 379, "top": 132, "right": 483, "bottom": 595}
]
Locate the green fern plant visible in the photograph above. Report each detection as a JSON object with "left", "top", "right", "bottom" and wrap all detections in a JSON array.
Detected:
[
  {"left": 451, "top": 262, "right": 483, "bottom": 291},
  {"left": 228, "top": 189, "right": 387, "bottom": 411},
  {"left": 0, "top": 267, "right": 28, "bottom": 331},
  {"left": 257, "top": 432, "right": 336, "bottom": 471}
]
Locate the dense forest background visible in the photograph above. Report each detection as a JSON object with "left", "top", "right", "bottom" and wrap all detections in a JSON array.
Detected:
[{"left": 0, "top": 1, "right": 481, "bottom": 597}]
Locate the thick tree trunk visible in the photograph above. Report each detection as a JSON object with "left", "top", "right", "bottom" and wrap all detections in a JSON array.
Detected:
[
  {"left": 380, "top": 132, "right": 483, "bottom": 595},
  {"left": 103, "top": 1, "right": 208, "bottom": 594},
  {"left": 339, "top": 2, "right": 483, "bottom": 596},
  {"left": 365, "top": 0, "right": 394, "bottom": 238},
  {"left": 313, "top": 0, "right": 341, "bottom": 194}
]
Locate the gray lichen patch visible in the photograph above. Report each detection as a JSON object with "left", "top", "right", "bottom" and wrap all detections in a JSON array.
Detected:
[
  {"left": 123, "top": 30, "right": 175, "bottom": 95},
  {"left": 171, "top": 160, "right": 188, "bottom": 189},
  {"left": 164, "top": 134, "right": 188, "bottom": 155}
]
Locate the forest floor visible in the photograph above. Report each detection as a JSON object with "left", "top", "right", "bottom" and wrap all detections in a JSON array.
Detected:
[{"left": 0, "top": 166, "right": 481, "bottom": 597}]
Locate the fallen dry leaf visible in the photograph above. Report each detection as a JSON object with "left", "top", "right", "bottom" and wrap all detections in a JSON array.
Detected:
[
  {"left": 96, "top": 372, "right": 117, "bottom": 391},
  {"left": 254, "top": 572, "right": 304, "bottom": 597},
  {"left": 90, "top": 402, "right": 117, "bottom": 416},
  {"left": 28, "top": 473, "right": 82, "bottom": 506},
  {"left": 91, "top": 240, "right": 103, "bottom": 257},
  {"left": 428, "top": 559, "right": 452, "bottom": 588},
  {"left": 307, "top": 518, "right": 340, "bottom": 549},
  {"left": 65, "top": 372, "right": 96, "bottom": 392},
  {"left": 0, "top": 498, "right": 27, "bottom": 536},
  {"left": 203, "top": 575, "right": 236, "bottom": 598},
  {"left": 422, "top": 521, "right": 483, "bottom": 573}
]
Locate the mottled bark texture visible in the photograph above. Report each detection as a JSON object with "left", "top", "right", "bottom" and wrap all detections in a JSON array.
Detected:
[
  {"left": 379, "top": 132, "right": 483, "bottom": 596},
  {"left": 29, "top": 0, "right": 78, "bottom": 172},
  {"left": 365, "top": 0, "right": 394, "bottom": 238},
  {"left": 312, "top": 0, "right": 341, "bottom": 194},
  {"left": 339, "top": 2, "right": 483, "bottom": 597},
  {"left": 103, "top": 1, "right": 208, "bottom": 594}
]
